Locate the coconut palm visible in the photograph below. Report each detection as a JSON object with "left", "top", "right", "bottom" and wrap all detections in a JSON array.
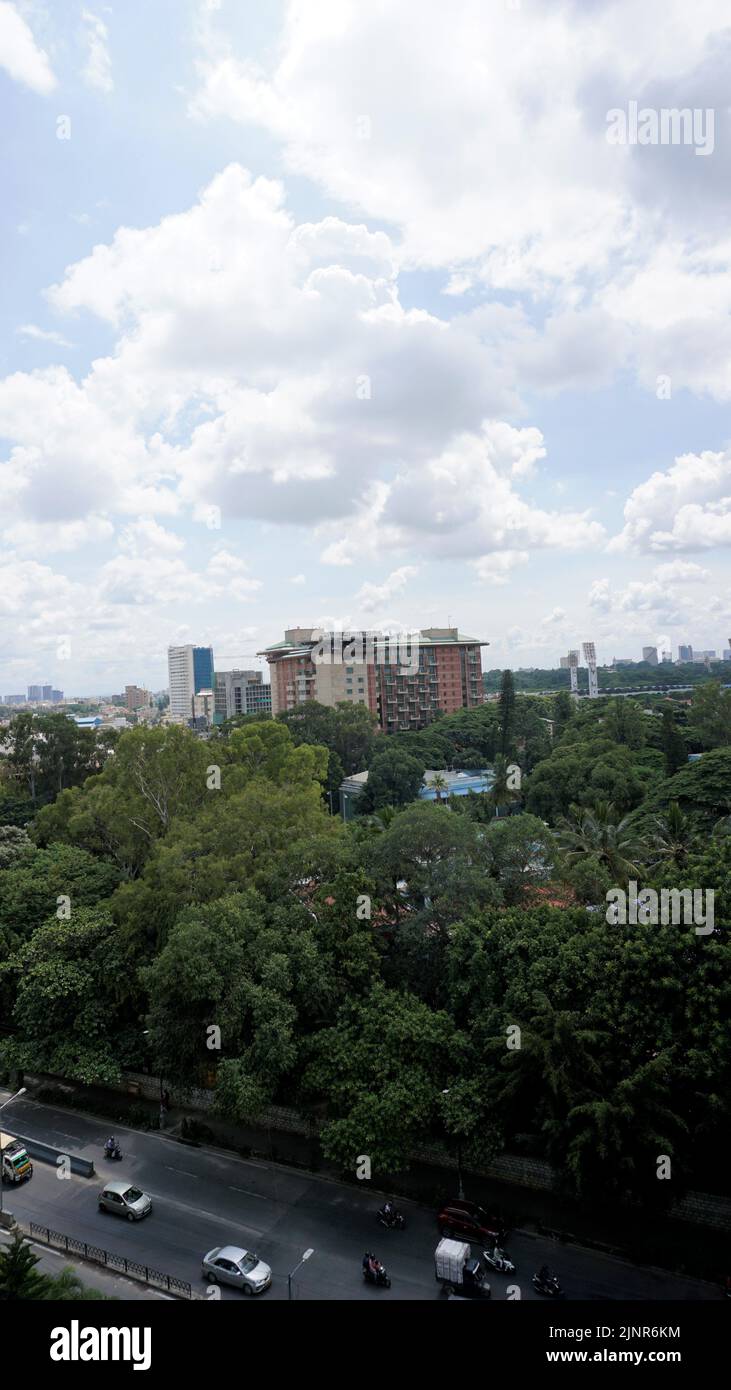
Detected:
[
  {"left": 486, "top": 755, "right": 521, "bottom": 818},
  {"left": 647, "top": 801, "right": 690, "bottom": 868},
  {"left": 554, "top": 800, "right": 647, "bottom": 883},
  {"left": 428, "top": 773, "right": 449, "bottom": 803}
]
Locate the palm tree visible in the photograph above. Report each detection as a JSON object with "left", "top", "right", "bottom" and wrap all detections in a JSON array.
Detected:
[
  {"left": 554, "top": 800, "right": 647, "bottom": 882},
  {"left": 486, "top": 755, "right": 520, "bottom": 818},
  {"left": 564, "top": 1055, "right": 687, "bottom": 1203},
  {"left": 363, "top": 804, "right": 399, "bottom": 835},
  {"left": 0, "top": 1234, "right": 52, "bottom": 1300},
  {"left": 647, "top": 801, "right": 690, "bottom": 868},
  {"left": 428, "top": 773, "right": 448, "bottom": 803}
]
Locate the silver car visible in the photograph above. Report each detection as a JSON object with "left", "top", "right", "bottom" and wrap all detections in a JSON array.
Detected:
[
  {"left": 202, "top": 1245, "right": 272, "bottom": 1294},
  {"left": 98, "top": 1181, "right": 152, "bottom": 1221}
]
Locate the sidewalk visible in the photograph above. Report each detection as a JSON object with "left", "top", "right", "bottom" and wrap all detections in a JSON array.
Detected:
[{"left": 0, "top": 1226, "right": 172, "bottom": 1300}]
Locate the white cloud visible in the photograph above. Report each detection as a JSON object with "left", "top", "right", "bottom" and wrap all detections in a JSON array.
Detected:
[
  {"left": 0, "top": 2, "right": 56, "bottom": 94},
  {"left": 17, "top": 323, "right": 72, "bottom": 349},
  {"left": 355, "top": 566, "right": 418, "bottom": 614},
  {"left": 81, "top": 10, "right": 113, "bottom": 94},
  {"left": 610, "top": 447, "right": 731, "bottom": 552},
  {"left": 653, "top": 559, "right": 710, "bottom": 582}
]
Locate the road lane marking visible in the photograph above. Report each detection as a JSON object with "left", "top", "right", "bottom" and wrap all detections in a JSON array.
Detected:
[
  {"left": 228, "top": 1185, "right": 274, "bottom": 1200},
  {"left": 164, "top": 1165, "right": 198, "bottom": 1178}
]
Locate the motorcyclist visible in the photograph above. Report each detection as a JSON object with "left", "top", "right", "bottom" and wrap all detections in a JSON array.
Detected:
[
  {"left": 382, "top": 1200, "right": 394, "bottom": 1222},
  {"left": 104, "top": 1136, "right": 117, "bottom": 1155},
  {"left": 538, "top": 1264, "right": 550, "bottom": 1284}
]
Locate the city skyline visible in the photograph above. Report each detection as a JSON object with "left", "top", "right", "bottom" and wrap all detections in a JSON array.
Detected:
[{"left": 2, "top": 2, "right": 731, "bottom": 694}]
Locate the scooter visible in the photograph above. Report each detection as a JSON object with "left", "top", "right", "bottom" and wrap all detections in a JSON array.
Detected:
[
  {"left": 532, "top": 1272, "right": 564, "bottom": 1298},
  {"left": 377, "top": 1204, "right": 405, "bottom": 1230},
  {"left": 362, "top": 1254, "right": 391, "bottom": 1288},
  {"left": 103, "top": 1143, "right": 123, "bottom": 1161},
  {"left": 483, "top": 1245, "right": 515, "bottom": 1275}
]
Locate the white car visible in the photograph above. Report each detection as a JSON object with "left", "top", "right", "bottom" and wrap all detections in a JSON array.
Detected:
[
  {"left": 202, "top": 1245, "right": 272, "bottom": 1294},
  {"left": 98, "top": 1181, "right": 152, "bottom": 1221}
]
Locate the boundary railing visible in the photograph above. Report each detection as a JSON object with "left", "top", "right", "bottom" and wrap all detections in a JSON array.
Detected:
[{"left": 28, "top": 1222, "right": 194, "bottom": 1298}]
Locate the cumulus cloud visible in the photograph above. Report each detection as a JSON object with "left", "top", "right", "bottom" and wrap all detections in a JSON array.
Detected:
[
  {"left": 355, "top": 566, "right": 418, "bottom": 613},
  {"left": 610, "top": 447, "right": 731, "bottom": 552},
  {"left": 0, "top": 2, "right": 56, "bottom": 94}
]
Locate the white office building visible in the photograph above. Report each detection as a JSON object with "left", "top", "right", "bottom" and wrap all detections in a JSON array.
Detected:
[{"left": 167, "top": 644, "right": 214, "bottom": 721}]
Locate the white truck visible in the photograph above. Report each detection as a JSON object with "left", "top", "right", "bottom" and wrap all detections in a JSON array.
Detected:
[
  {"left": 435, "top": 1238, "right": 491, "bottom": 1298},
  {"left": 0, "top": 1131, "right": 33, "bottom": 1185}
]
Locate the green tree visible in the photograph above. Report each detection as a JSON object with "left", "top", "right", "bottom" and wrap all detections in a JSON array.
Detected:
[
  {"left": 554, "top": 801, "right": 646, "bottom": 884},
  {"left": 358, "top": 746, "right": 425, "bottom": 812},
  {"left": 483, "top": 813, "right": 555, "bottom": 904},
  {"left": 0, "top": 1235, "right": 52, "bottom": 1300},
  {"left": 689, "top": 680, "right": 731, "bottom": 749},
  {"left": 661, "top": 706, "right": 687, "bottom": 775},
  {"left": 498, "top": 669, "right": 516, "bottom": 756},
  {"left": 305, "top": 984, "right": 462, "bottom": 1172}
]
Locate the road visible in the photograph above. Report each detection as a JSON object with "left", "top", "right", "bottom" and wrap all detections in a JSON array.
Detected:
[{"left": 1, "top": 1090, "right": 719, "bottom": 1301}]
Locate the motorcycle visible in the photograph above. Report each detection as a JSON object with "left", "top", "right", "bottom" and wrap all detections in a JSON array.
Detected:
[
  {"left": 362, "top": 1254, "right": 391, "bottom": 1289},
  {"left": 377, "top": 1204, "right": 405, "bottom": 1230},
  {"left": 104, "top": 1143, "right": 123, "bottom": 1162},
  {"left": 532, "top": 1272, "right": 564, "bottom": 1298},
  {"left": 483, "top": 1245, "right": 515, "bottom": 1275}
]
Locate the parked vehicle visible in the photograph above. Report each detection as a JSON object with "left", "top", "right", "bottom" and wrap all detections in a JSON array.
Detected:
[
  {"left": 98, "top": 1181, "right": 152, "bottom": 1221},
  {"left": 437, "top": 1199, "right": 506, "bottom": 1245},
  {"left": 377, "top": 1202, "right": 405, "bottom": 1230},
  {"left": 483, "top": 1245, "right": 515, "bottom": 1275},
  {"left": 532, "top": 1269, "right": 564, "bottom": 1298},
  {"left": 435, "top": 1238, "right": 491, "bottom": 1299},
  {"left": 0, "top": 1132, "right": 33, "bottom": 1185},
  {"left": 362, "top": 1252, "right": 391, "bottom": 1288},
  {"left": 202, "top": 1245, "right": 272, "bottom": 1294}
]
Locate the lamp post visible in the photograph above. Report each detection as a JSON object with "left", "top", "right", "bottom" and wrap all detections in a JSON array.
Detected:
[
  {"left": 287, "top": 1247, "right": 314, "bottom": 1301},
  {"left": 0, "top": 1087, "right": 28, "bottom": 1216}
]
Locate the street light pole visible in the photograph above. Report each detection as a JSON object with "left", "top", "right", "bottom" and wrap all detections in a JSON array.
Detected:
[
  {"left": 287, "top": 1248, "right": 314, "bottom": 1301},
  {"left": 0, "top": 1087, "right": 28, "bottom": 1217}
]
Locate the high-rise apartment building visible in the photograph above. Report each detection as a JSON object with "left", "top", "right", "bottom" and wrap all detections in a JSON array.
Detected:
[
  {"left": 678, "top": 645, "right": 693, "bottom": 663},
  {"left": 214, "top": 670, "right": 272, "bottom": 721},
  {"left": 642, "top": 646, "right": 658, "bottom": 665},
  {"left": 167, "top": 645, "right": 214, "bottom": 721},
  {"left": 259, "top": 627, "right": 487, "bottom": 732}
]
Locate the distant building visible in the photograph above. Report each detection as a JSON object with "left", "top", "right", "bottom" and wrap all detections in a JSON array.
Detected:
[
  {"left": 4, "top": 695, "right": 26, "bottom": 705},
  {"left": 190, "top": 688, "right": 216, "bottom": 726},
  {"left": 642, "top": 647, "right": 658, "bottom": 665},
  {"left": 339, "top": 766, "right": 495, "bottom": 820},
  {"left": 612, "top": 658, "right": 634, "bottom": 668},
  {"left": 660, "top": 651, "right": 672, "bottom": 664},
  {"left": 698, "top": 650, "right": 717, "bottom": 661},
  {"left": 214, "top": 670, "right": 272, "bottom": 722},
  {"left": 678, "top": 644, "right": 693, "bottom": 663},
  {"left": 260, "top": 626, "right": 487, "bottom": 732},
  {"left": 723, "top": 650, "right": 731, "bottom": 662},
  {"left": 125, "top": 684, "right": 151, "bottom": 711},
  {"left": 167, "top": 645, "right": 214, "bottom": 721}
]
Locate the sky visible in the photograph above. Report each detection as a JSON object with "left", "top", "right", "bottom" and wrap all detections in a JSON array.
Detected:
[{"left": 1, "top": 0, "right": 731, "bottom": 697}]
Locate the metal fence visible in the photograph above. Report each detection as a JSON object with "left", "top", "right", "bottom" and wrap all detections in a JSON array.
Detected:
[{"left": 29, "top": 1223, "right": 193, "bottom": 1298}]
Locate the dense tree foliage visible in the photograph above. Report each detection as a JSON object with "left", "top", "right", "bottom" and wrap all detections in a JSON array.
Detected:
[{"left": 0, "top": 691, "right": 727, "bottom": 1213}]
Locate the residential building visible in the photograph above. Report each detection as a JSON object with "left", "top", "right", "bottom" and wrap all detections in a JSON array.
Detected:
[
  {"left": 4, "top": 695, "right": 25, "bottom": 704},
  {"left": 125, "top": 684, "right": 151, "bottom": 712},
  {"left": 167, "top": 644, "right": 214, "bottom": 721},
  {"left": 723, "top": 650, "right": 731, "bottom": 662},
  {"left": 642, "top": 646, "right": 658, "bottom": 665},
  {"left": 678, "top": 644, "right": 693, "bottom": 663},
  {"left": 611, "top": 658, "right": 634, "bottom": 668},
  {"left": 214, "top": 669, "right": 272, "bottom": 721},
  {"left": 259, "top": 626, "right": 487, "bottom": 732}
]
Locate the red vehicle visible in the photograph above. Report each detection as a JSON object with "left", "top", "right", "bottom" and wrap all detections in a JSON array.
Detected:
[{"left": 437, "top": 1199, "right": 506, "bottom": 1246}]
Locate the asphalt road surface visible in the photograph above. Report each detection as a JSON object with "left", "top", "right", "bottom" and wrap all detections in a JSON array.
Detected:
[{"left": 1, "top": 1091, "right": 719, "bottom": 1302}]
